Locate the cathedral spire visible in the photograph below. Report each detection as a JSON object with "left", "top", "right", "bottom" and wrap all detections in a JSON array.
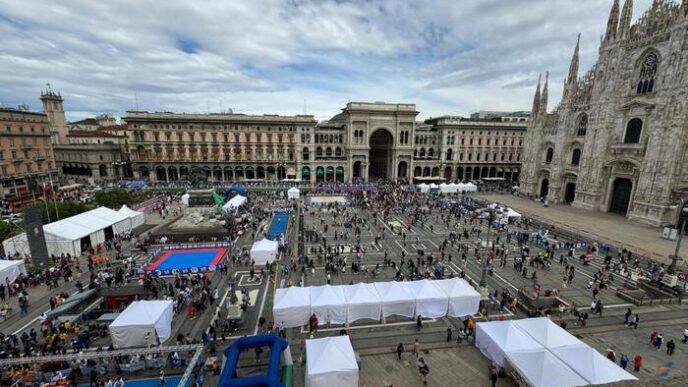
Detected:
[
  {"left": 541, "top": 72, "right": 549, "bottom": 114},
  {"left": 532, "top": 74, "right": 541, "bottom": 114},
  {"left": 604, "top": 0, "right": 620, "bottom": 42},
  {"left": 618, "top": 0, "right": 633, "bottom": 39},
  {"left": 568, "top": 33, "right": 580, "bottom": 85}
]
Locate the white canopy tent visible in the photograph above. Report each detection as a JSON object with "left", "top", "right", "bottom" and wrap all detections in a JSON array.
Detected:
[
  {"left": 475, "top": 320, "right": 544, "bottom": 367},
  {"left": 108, "top": 300, "right": 173, "bottom": 348},
  {"left": 310, "top": 285, "right": 348, "bottom": 325},
  {"left": 250, "top": 238, "right": 279, "bottom": 265},
  {"left": 118, "top": 205, "right": 145, "bottom": 228},
  {"left": 513, "top": 318, "right": 583, "bottom": 348},
  {"left": 505, "top": 208, "right": 521, "bottom": 219},
  {"left": 181, "top": 193, "right": 190, "bottom": 206},
  {"left": 551, "top": 344, "right": 637, "bottom": 385},
  {"left": 458, "top": 182, "right": 478, "bottom": 192},
  {"left": 373, "top": 281, "right": 416, "bottom": 318},
  {"left": 2, "top": 207, "right": 135, "bottom": 257},
  {"left": 417, "top": 183, "right": 430, "bottom": 193},
  {"left": 428, "top": 183, "right": 439, "bottom": 191},
  {"left": 0, "top": 260, "right": 27, "bottom": 285},
  {"left": 342, "top": 282, "right": 382, "bottom": 323},
  {"left": 505, "top": 348, "right": 588, "bottom": 387},
  {"left": 273, "top": 286, "right": 312, "bottom": 328},
  {"left": 287, "top": 187, "right": 300, "bottom": 200},
  {"left": 222, "top": 195, "right": 247, "bottom": 212},
  {"left": 305, "top": 336, "right": 359, "bottom": 387},
  {"left": 439, "top": 183, "right": 458, "bottom": 194},
  {"left": 405, "top": 279, "right": 448, "bottom": 318},
  {"left": 434, "top": 278, "right": 481, "bottom": 317}
]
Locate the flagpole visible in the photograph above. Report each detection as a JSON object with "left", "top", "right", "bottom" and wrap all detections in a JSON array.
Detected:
[{"left": 49, "top": 170, "right": 59, "bottom": 220}]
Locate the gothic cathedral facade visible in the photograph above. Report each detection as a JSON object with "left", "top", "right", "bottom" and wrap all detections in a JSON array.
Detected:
[{"left": 520, "top": 0, "right": 688, "bottom": 226}]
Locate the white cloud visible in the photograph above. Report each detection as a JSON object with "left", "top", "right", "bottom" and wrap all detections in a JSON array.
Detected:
[{"left": 0, "top": 0, "right": 656, "bottom": 121}]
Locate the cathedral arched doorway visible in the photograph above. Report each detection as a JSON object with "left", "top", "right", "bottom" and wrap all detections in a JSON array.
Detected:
[
  {"left": 609, "top": 178, "right": 633, "bottom": 215},
  {"left": 369, "top": 129, "right": 394, "bottom": 179},
  {"left": 397, "top": 161, "right": 407, "bottom": 179},
  {"left": 539, "top": 178, "right": 549, "bottom": 198},
  {"left": 564, "top": 182, "right": 576, "bottom": 203}
]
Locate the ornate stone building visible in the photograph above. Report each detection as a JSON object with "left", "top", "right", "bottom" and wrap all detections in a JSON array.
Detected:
[
  {"left": 125, "top": 102, "right": 527, "bottom": 184},
  {"left": 520, "top": 0, "right": 688, "bottom": 226}
]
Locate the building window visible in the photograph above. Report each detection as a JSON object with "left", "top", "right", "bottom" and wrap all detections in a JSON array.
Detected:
[
  {"left": 624, "top": 118, "right": 643, "bottom": 143},
  {"left": 446, "top": 149, "right": 452, "bottom": 161},
  {"left": 571, "top": 149, "right": 581, "bottom": 166},
  {"left": 637, "top": 52, "right": 658, "bottom": 94},
  {"left": 576, "top": 114, "right": 588, "bottom": 136},
  {"left": 545, "top": 147, "right": 554, "bottom": 163},
  {"left": 0, "top": 151, "right": 3, "bottom": 160}
]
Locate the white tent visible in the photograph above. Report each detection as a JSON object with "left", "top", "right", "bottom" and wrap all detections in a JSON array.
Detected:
[
  {"left": 250, "top": 238, "right": 279, "bottom": 265},
  {"left": 287, "top": 187, "right": 300, "bottom": 200},
  {"left": 273, "top": 286, "right": 312, "bottom": 328},
  {"left": 513, "top": 318, "right": 582, "bottom": 348},
  {"left": 405, "top": 279, "right": 448, "bottom": 318},
  {"left": 108, "top": 300, "right": 173, "bottom": 348},
  {"left": 550, "top": 344, "right": 637, "bottom": 385},
  {"left": 222, "top": 195, "right": 247, "bottom": 212},
  {"left": 343, "top": 282, "right": 382, "bottom": 323},
  {"left": 2, "top": 207, "right": 135, "bottom": 257},
  {"left": 373, "top": 281, "right": 416, "bottom": 318},
  {"left": 458, "top": 182, "right": 478, "bottom": 192},
  {"left": 119, "top": 205, "right": 145, "bottom": 228},
  {"left": 417, "top": 183, "right": 430, "bottom": 193},
  {"left": 306, "top": 336, "right": 358, "bottom": 387},
  {"left": 505, "top": 208, "right": 521, "bottom": 219},
  {"left": 434, "top": 278, "right": 481, "bottom": 317},
  {"left": 429, "top": 183, "right": 439, "bottom": 190},
  {"left": 505, "top": 348, "right": 588, "bottom": 387},
  {"left": 181, "top": 193, "right": 190, "bottom": 206},
  {"left": 475, "top": 320, "right": 544, "bottom": 367},
  {"left": 439, "top": 183, "right": 458, "bottom": 194},
  {"left": 0, "top": 260, "right": 27, "bottom": 285},
  {"left": 310, "top": 285, "right": 348, "bottom": 325}
]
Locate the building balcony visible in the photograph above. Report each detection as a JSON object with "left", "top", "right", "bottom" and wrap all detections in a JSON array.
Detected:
[
  {"left": 609, "top": 143, "right": 646, "bottom": 159},
  {"left": 314, "top": 156, "right": 347, "bottom": 161},
  {"left": 565, "top": 165, "right": 579, "bottom": 173},
  {"left": 34, "top": 155, "right": 46, "bottom": 161}
]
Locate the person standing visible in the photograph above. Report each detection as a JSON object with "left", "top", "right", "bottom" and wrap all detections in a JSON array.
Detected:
[
  {"left": 446, "top": 325, "right": 453, "bottom": 342},
  {"left": 633, "top": 354, "right": 642, "bottom": 372},
  {"left": 624, "top": 308, "right": 632, "bottom": 325},
  {"left": 489, "top": 364, "right": 498, "bottom": 387},
  {"left": 682, "top": 328, "right": 688, "bottom": 343},
  {"left": 619, "top": 353, "right": 629, "bottom": 369},
  {"left": 655, "top": 333, "right": 664, "bottom": 350},
  {"left": 416, "top": 315, "right": 423, "bottom": 331},
  {"left": 628, "top": 314, "right": 639, "bottom": 329},
  {"left": 396, "top": 343, "right": 404, "bottom": 360},
  {"left": 666, "top": 339, "right": 675, "bottom": 356},
  {"left": 413, "top": 338, "right": 420, "bottom": 357},
  {"left": 417, "top": 357, "right": 429, "bottom": 385}
]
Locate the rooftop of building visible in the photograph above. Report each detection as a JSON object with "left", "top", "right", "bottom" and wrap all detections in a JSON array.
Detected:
[
  {"left": 124, "top": 110, "right": 316, "bottom": 123},
  {"left": 0, "top": 107, "right": 49, "bottom": 120}
]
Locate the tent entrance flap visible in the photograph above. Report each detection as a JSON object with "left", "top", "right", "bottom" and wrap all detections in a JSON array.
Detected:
[
  {"left": 104, "top": 226, "right": 114, "bottom": 241},
  {"left": 80, "top": 236, "right": 92, "bottom": 252}
]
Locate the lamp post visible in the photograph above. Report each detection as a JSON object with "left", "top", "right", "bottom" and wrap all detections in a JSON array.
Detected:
[
  {"left": 668, "top": 199, "right": 688, "bottom": 275},
  {"left": 479, "top": 208, "right": 496, "bottom": 288}
]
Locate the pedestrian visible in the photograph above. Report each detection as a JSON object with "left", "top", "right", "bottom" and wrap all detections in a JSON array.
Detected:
[
  {"left": 682, "top": 328, "right": 688, "bottom": 343},
  {"left": 417, "top": 357, "right": 429, "bottom": 385},
  {"left": 666, "top": 339, "right": 675, "bottom": 356},
  {"left": 627, "top": 314, "right": 639, "bottom": 329},
  {"left": 396, "top": 342, "right": 404, "bottom": 360},
  {"left": 413, "top": 338, "right": 420, "bottom": 356},
  {"left": 633, "top": 354, "right": 642, "bottom": 372},
  {"left": 489, "top": 364, "right": 498, "bottom": 387},
  {"left": 619, "top": 353, "right": 629, "bottom": 369},
  {"left": 655, "top": 333, "right": 664, "bottom": 350},
  {"left": 624, "top": 308, "right": 632, "bottom": 325},
  {"left": 606, "top": 348, "right": 616, "bottom": 362},
  {"left": 416, "top": 314, "right": 423, "bottom": 331},
  {"left": 255, "top": 345, "right": 264, "bottom": 362},
  {"left": 596, "top": 300, "right": 604, "bottom": 317},
  {"left": 446, "top": 325, "right": 453, "bottom": 342}
]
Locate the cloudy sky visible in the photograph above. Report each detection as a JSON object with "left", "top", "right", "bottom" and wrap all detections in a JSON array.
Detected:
[{"left": 0, "top": 0, "right": 654, "bottom": 122}]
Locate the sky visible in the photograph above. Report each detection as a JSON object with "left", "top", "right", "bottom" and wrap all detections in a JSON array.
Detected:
[{"left": 0, "top": 0, "right": 655, "bottom": 122}]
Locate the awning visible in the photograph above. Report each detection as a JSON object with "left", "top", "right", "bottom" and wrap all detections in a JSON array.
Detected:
[
  {"left": 316, "top": 167, "right": 324, "bottom": 177},
  {"left": 224, "top": 166, "right": 233, "bottom": 171},
  {"left": 302, "top": 167, "right": 311, "bottom": 177},
  {"left": 245, "top": 166, "right": 255, "bottom": 171},
  {"left": 326, "top": 166, "right": 334, "bottom": 174},
  {"left": 336, "top": 166, "right": 344, "bottom": 175},
  {"left": 235, "top": 166, "right": 244, "bottom": 171}
]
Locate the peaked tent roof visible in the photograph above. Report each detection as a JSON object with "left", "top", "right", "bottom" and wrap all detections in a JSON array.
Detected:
[
  {"left": 373, "top": 281, "right": 415, "bottom": 303},
  {"left": 479, "top": 320, "right": 543, "bottom": 352},
  {"left": 118, "top": 205, "right": 142, "bottom": 216},
  {"left": 251, "top": 238, "right": 279, "bottom": 253},
  {"left": 342, "top": 282, "right": 381, "bottom": 304},
  {"left": 288, "top": 187, "right": 300, "bottom": 193},
  {"left": 307, "top": 336, "right": 358, "bottom": 376},
  {"left": 513, "top": 318, "right": 582, "bottom": 348},
  {"left": 310, "top": 285, "right": 347, "bottom": 307},
  {"left": 550, "top": 344, "right": 638, "bottom": 385},
  {"left": 405, "top": 279, "right": 446, "bottom": 300},
  {"left": 274, "top": 286, "right": 311, "bottom": 309},
  {"left": 505, "top": 348, "right": 587, "bottom": 387},
  {"left": 109, "top": 300, "right": 173, "bottom": 327}
]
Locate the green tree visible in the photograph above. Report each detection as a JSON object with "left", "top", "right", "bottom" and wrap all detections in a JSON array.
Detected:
[
  {"left": 0, "top": 220, "right": 11, "bottom": 242},
  {"left": 95, "top": 188, "right": 133, "bottom": 209},
  {"left": 29, "top": 201, "right": 89, "bottom": 224}
]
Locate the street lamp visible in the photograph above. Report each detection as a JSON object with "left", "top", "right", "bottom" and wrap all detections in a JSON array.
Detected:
[
  {"left": 668, "top": 199, "right": 688, "bottom": 275},
  {"left": 479, "top": 208, "right": 496, "bottom": 288}
]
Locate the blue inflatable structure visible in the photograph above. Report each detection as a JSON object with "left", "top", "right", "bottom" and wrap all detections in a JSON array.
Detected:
[
  {"left": 218, "top": 334, "right": 289, "bottom": 387},
  {"left": 223, "top": 185, "right": 247, "bottom": 199}
]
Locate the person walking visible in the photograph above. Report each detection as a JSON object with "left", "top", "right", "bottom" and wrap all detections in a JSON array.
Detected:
[
  {"left": 417, "top": 357, "right": 429, "bottom": 385},
  {"left": 619, "top": 353, "right": 629, "bottom": 369},
  {"left": 633, "top": 354, "right": 642, "bottom": 372},
  {"left": 666, "top": 339, "right": 675, "bottom": 356},
  {"left": 489, "top": 364, "right": 499, "bottom": 387},
  {"left": 655, "top": 333, "right": 664, "bottom": 350},
  {"left": 396, "top": 343, "right": 404, "bottom": 360},
  {"left": 413, "top": 339, "right": 420, "bottom": 357},
  {"left": 416, "top": 314, "right": 423, "bottom": 331},
  {"left": 446, "top": 325, "right": 453, "bottom": 342},
  {"left": 682, "top": 328, "right": 688, "bottom": 343},
  {"left": 624, "top": 308, "right": 632, "bottom": 325},
  {"left": 627, "top": 314, "right": 639, "bottom": 329}
]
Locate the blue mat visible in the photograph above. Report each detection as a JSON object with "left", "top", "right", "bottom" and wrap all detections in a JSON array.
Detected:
[
  {"left": 80, "top": 375, "right": 186, "bottom": 387},
  {"left": 267, "top": 212, "right": 289, "bottom": 239}
]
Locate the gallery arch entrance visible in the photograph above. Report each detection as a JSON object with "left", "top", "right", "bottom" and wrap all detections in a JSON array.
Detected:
[
  {"left": 609, "top": 178, "right": 633, "bottom": 215},
  {"left": 539, "top": 178, "right": 549, "bottom": 198},
  {"left": 564, "top": 182, "right": 576, "bottom": 203},
  {"left": 369, "top": 129, "right": 393, "bottom": 180}
]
